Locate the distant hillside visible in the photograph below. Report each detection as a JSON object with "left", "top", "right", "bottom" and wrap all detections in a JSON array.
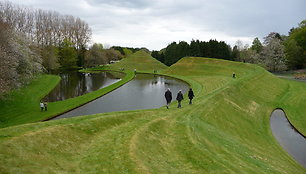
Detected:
[
  {"left": 0, "top": 56, "right": 305, "bottom": 173},
  {"left": 165, "top": 57, "right": 254, "bottom": 76},
  {"left": 110, "top": 50, "right": 168, "bottom": 72}
]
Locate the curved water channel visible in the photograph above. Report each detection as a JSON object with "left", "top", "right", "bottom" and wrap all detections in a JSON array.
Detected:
[
  {"left": 44, "top": 71, "right": 123, "bottom": 102},
  {"left": 270, "top": 109, "right": 306, "bottom": 168},
  {"left": 51, "top": 73, "right": 189, "bottom": 120}
]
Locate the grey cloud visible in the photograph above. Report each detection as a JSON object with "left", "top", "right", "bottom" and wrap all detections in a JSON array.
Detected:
[
  {"left": 86, "top": 0, "right": 152, "bottom": 8},
  {"left": 8, "top": 0, "right": 306, "bottom": 50}
]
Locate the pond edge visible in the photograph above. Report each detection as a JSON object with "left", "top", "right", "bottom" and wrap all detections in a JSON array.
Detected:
[
  {"left": 270, "top": 108, "right": 306, "bottom": 139},
  {"left": 43, "top": 70, "right": 134, "bottom": 121}
]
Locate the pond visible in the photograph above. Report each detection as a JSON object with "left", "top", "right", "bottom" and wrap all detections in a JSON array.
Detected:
[
  {"left": 44, "top": 71, "right": 123, "bottom": 102},
  {"left": 51, "top": 73, "right": 189, "bottom": 120},
  {"left": 270, "top": 109, "right": 306, "bottom": 168}
]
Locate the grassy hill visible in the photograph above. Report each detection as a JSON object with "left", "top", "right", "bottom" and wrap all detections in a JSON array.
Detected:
[
  {"left": 110, "top": 50, "right": 168, "bottom": 72},
  {"left": 0, "top": 55, "right": 305, "bottom": 173}
]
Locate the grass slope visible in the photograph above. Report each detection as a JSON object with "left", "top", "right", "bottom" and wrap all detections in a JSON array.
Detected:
[
  {"left": 0, "top": 56, "right": 305, "bottom": 173},
  {"left": 109, "top": 50, "right": 168, "bottom": 72},
  {"left": 0, "top": 75, "right": 60, "bottom": 128},
  {"left": 0, "top": 71, "right": 134, "bottom": 128}
]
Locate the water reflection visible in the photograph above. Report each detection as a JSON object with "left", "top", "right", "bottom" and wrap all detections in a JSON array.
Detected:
[
  {"left": 270, "top": 109, "right": 306, "bottom": 168},
  {"left": 44, "top": 71, "right": 123, "bottom": 102},
  {"left": 52, "top": 74, "right": 189, "bottom": 120}
]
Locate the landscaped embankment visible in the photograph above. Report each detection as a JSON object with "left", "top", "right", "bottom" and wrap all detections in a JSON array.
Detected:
[{"left": 0, "top": 53, "right": 305, "bottom": 173}]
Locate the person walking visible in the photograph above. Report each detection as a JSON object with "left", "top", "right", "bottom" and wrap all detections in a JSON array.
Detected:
[
  {"left": 40, "top": 101, "right": 44, "bottom": 111},
  {"left": 188, "top": 88, "right": 195, "bottom": 104},
  {"left": 176, "top": 90, "right": 184, "bottom": 108},
  {"left": 44, "top": 101, "right": 48, "bottom": 111},
  {"left": 165, "top": 88, "right": 172, "bottom": 109}
]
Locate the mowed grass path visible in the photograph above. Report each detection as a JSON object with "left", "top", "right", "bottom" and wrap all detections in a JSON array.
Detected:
[{"left": 0, "top": 55, "right": 305, "bottom": 173}]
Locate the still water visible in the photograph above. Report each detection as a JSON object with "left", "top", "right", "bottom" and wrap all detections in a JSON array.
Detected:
[
  {"left": 52, "top": 74, "right": 189, "bottom": 120},
  {"left": 44, "top": 71, "right": 123, "bottom": 102},
  {"left": 270, "top": 109, "right": 306, "bottom": 168}
]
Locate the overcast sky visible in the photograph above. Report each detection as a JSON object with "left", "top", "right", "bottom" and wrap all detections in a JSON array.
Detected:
[{"left": 8, "top": 0, "right": 306, "bottom": 50}]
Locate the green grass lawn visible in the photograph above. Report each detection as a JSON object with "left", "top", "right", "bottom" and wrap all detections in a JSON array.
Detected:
[
  {"left": 0, "top": 71, "right": 134, "bottom": 128},
  {"left": 0, "top": 75, "right": 60, "bottom": 128},
  {"left": 0, "top": 52, "right": 305, "bottom": 173},
  {"left": 109, "top": 50, "right": 168, "bottom": 73}
]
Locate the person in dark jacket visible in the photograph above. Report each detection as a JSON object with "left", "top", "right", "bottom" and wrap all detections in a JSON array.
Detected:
[
  {"left": 176, "top": 90, "right": 184, "bottom": 108},
  {"left": 165, "top": 88, "right": 172, "bottom": 109},
  {"left": 232, "top": 72, "right": 236, "bottom": 78},
  {"left": 188, "top": 88, "right": 195, "bottom": 104}
]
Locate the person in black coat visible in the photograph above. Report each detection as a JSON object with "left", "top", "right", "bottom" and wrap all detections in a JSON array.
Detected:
[
  {"left": 188, "top": 88, "right": 195, "bottom": 104},
  {"left": 232, "top": 72, "right": 236, "bottom": 78},
  {"left": 176, "top": 90, "right": 184, "bottom": 108},
  {"left": 165, "top": 88, "right": 172, "bottom": 109}
]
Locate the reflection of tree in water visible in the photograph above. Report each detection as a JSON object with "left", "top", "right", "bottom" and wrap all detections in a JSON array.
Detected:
[{"left": 44, "top": 71, "right": 121, "bottom": 102}]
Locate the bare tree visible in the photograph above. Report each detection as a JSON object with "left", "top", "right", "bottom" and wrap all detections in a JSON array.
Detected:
[{"left": 0, "top": 1, "right": 92, "bottom": 49}]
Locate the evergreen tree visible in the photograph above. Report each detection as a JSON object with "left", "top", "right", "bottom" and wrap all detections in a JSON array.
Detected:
[
  {"left": 158, "top": 39, "right": 232, "bottom": 66},
  {"left": 151, "top": 51, "right": 165, "bottom": 63},
  {"left": 250, "top": 37, "right": 263, "bottom": 53},
  {"left": 58, "top": 38, "right": 77, "bottom": 68},
  {"left": 231, "top": 45, "right": 240, "bottom": 61},
  {"left": 190, "top": 39, "right": 200, "bottom": 56}
]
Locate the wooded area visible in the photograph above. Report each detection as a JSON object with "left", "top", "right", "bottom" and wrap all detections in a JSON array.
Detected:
[
  {"left": 152, "top": 20, "right": 306, "bottom": 71},
  {"left": 0, "top": 1, "right": 122, "bottom": 97}
]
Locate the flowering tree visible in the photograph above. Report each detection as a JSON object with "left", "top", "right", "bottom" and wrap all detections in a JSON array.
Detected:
[
  {"left": 260, "top": 33, "right": 287, "bottom": 72},
  {"left": 0, "top": 21, "right": 42, "bottom": 97}
]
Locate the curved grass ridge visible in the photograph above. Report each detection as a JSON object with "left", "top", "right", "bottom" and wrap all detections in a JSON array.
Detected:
[
  {"left": 0, "top": 54, "right": 306, "bottom": 173},
  {"left": 0, "top": 75, "right": 60, "bottom": 128},
  {"left": 0, "top": 71, "right": 135, "bottom": 128}
]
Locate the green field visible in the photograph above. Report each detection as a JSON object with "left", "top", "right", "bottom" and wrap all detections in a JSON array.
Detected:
[
  {"left": 0, "top": 52, "right": 305, "bottom": 173},
  {"left": 0, "top": 71, "right": 134, "bottom": 128}
]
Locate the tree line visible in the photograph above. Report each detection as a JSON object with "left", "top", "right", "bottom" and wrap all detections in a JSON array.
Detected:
[
  {"left": 0, "top": 1, "right": 123, "bottom": 97},
  {"left": 152, "top": 20, "right": 306, "bottom": 71},
  {"left": 152, "top": 40, "right": 231, "bottom": 66},
  {"left": 234, "top": 20, "right": 305, "bottom": 71},
  {"left": 0, "top": 1, "right": 91, "bottom": 49}
]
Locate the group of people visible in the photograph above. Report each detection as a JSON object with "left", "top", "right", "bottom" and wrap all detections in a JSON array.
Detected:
[
  {"left": 40, "top": 101, "right": 48, "bottom": 111},
  {"left": 165, "top": 88, "right": 194, "bottom": 109}
]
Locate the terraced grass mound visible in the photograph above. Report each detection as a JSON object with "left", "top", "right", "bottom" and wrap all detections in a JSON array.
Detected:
[
  {"left": 0, "top": 71, "right": 135, "bottom": 128},
  {"left": 0, "top": 57, "right": 305, "bottom": 173},
  {"left": 110, "top": 50, "right": 168, "bottom": 72},
  {"left": 0, "top": 75, "right": 60, "bottom": 128}
]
